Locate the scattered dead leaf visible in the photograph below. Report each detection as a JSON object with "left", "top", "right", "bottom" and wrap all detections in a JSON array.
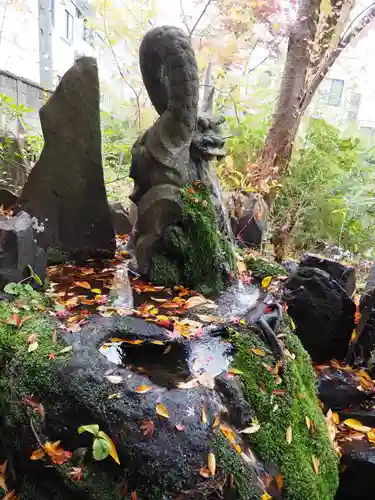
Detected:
[
  {"left": 286, "top": 425, "right": 292, "bottom": 444},
  {"left": 156, "top": 403, "right": 169, "bottom": 419},
  {"left": 312, "top": 455, "right": 320, "bottom": 474},
  {"left": 343, "top": 419, "right": 371, "bottom": 433},
  {"left": 250, "top": 347, "right": 266, "bottom": 357},
  {"left": 135, "top": 385, "right": 153, "bottom": 394},
  {"left": 207, "top": 452, "right": 216, "bottom": 476}
]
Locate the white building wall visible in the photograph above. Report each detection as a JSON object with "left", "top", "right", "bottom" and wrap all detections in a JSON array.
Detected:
[{"left": 0, "top": 0, "right": 40, "bottom": 82}]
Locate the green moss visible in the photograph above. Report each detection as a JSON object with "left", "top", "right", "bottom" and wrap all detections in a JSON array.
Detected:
[
  {"left": 244, "top": 255, "right": 284, "bottom": 281},
  {"left": 213, "top": 434, "right": 259, "bottom": 500},
  {"left": 150, "top": 254, "right": 181, "bottom": 288},
  {"left": 152, "top": 182, "right": 236, "bottom": 297},
  {"left": 230, "top": 327, "right": 339, "bottom": 500},
  {"left": 0, "top": 286, "right": 67, "bottom": 426},
  {"left": 46, "top": 247, "right": 69, "bottom": 265}
]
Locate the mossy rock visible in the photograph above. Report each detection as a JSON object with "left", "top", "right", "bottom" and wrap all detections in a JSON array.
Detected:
[
  {"left": 151, "top": 182, "right": 236, "bottom": 297},
  {"left": 228, "top": 325, "right": 339, "bottom": 500},
  {"left": 46, "top": 247, "right": 69, "bottom": 265},
  {"left": 244, "top": 254, "right": 285, "bottom": 281}
]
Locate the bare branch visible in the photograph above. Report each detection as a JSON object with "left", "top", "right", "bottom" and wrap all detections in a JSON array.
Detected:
[
  {"left": 179, "top": 0, "right": 192, "bottom": 35},
  {"left": 95, "top": 26, "right": 142, "bottom": 130},
  {"left": 0, "top": 0, "right": 11, "bottom": 48},
  {"left": 190, "top": 0, "right": 214, "bottom": 38},
  {"left": 340, "top": 0, "right": 375, "bottom": 41}
]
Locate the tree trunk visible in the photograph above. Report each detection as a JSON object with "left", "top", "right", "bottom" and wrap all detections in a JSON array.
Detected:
[
  {"left": 259, "top": 0, "right": 321, "bottom": 190},
  {"left": 259, "top": 1, "right": 375, "bottom": 205}
]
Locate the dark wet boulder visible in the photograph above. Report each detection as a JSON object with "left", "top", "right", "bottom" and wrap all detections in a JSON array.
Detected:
[
  {"left": 317, "top": 368, "right": 370, "bottom": 411},
  {"left": 283, "top": 267, "right": 355, "bottom": 363},
  {"left": 300, "top": 253, "right": 356, "bottom": 296},
  {"left": 110, "top": 202, "right": 133, "bottom": 235},
  {"left": 281, "top": 259, "right": 298, "bottom": 274},
  {"left": 335, "top": 440, "right": 375, "bottom": 500},
  {"left": 352, "top": 264, "right": 375, "bottom": 366},
  {"left": 0, "top": 210, "right": 46, "bottom": 290},
  {"left": 0, "top": 291, "right": 338, "bottom": 500},
  {"left": 19, "top": 57, "right": 115, "bottom": 261}
]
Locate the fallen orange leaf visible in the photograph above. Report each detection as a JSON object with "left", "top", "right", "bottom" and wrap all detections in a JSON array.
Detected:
[
  {"left": 135, "top": 385, "right": 152, "bottom": 394},
  {"left": 30, "top": 448, "right": 45, "bottom": 461},
  {"left": 2, "top": 490, "right": 17, "bottom": 499},
  {"left": 74, "top": 281, "right": 91, "bottom": 289},
  {"left": 199, "top": 467, "right": 210, "bottom": 478},
  {"left": 140, "top": 420, "right": 155, "bottom": 437}
]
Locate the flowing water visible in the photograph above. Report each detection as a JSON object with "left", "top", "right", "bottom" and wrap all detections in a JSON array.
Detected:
[{"left": 204, "top": 165, "right": 236, "bottom": 247}]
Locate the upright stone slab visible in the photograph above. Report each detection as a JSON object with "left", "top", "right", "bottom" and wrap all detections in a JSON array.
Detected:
[{"left": 19, "top": 57, "right": 115, "bottom": 259}]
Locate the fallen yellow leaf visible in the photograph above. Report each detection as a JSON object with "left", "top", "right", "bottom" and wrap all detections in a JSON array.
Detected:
[
  {"left": 286, "top": 425, "right": 292, "bottom": 444},
  {"left": 185, "top": 296, "right": 207, "bottom": 309},
  {"left": 228, "top": 367, "right": 244, "bottom": 375},
  {"left": 156, "top": 403, "right": 170, "bottom": 419},
  {"left": 202, "top": 407, "right": 207, "bottom": 425},
  {"left": 250, "top": 347, "right": 266, "bottom": 357},
  {"left": 151, "top": 340, "right": 164, "bottom": 345},
  {"left": 207, "top": 452, "right": 216, "bottom": 476},
  {"left": 367, "top": 429, "right": 375, "bottom": 444},
  {"left": 261, "top": 493, "right": 272, "bottom": 500},
  {"left": 343, "top": 419, "right": 371, "bottom": 433},
  {"left": 261, "top": 276, "right": 272, "bottom": 288},
  {"left": 100, "top": 431, "right": 120, "bottom": 465},
  {"left": 312, "top": 455, "right": 320, "bottom": 474},
  {"left": 305, "top": 416, "right": 311, "bottom": 430},
  {"left": 239, "top": 422, "right": 261, "bottom": 434}
]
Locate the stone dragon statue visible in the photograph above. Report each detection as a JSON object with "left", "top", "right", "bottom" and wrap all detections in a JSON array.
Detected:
[{"left": 128, "top": 26, "right": 234, "bottom": 292}]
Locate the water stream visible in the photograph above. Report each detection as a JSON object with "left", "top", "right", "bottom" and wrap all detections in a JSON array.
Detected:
[{"left": 204, "top": 165, "right": 236, "bottom": 247}]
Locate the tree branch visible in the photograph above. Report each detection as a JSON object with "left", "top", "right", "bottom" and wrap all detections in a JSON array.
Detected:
[
  {"left": 0, "top": 0, "right": 11, "bottom": 48},
  {"left": 302, "top": 3, "right": 375, "bottom": 111},
  {"left": 179, "top": 0, "right": 192, "bottom": 35},
  {"left": 95, "top": 28, "right": 142, "bottom": 131},
  {"left": 190, "top": 0, "right": 213, "bottom": 38}
]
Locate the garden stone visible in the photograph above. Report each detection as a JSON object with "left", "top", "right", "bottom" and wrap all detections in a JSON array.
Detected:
[
  {"left": 0, "top": 188, "right": 17, "bottom": 209},
  {"left": 335, "top": 440, "right": 375, "bottom": 500},
  {"left": 109, "top": 201, "right": 133, "bottom": 235},
  {"left": 19, "top": 57, "right": 115, "bottom": 260},
  {"left": 283, "top": 267, "right": 355, "bottom": 363},
  {"left": 0, "top": 210, "right": 46, "bottom": 290},
  {"left": 0, "top": 299, "right": 338, "bottom": 500},
  {"left": 229, "top": 192, "right": 268, "bottom": 249},
  {"left": 317, "top": 367, "right": 370, "bottom": 410},
  {"left": 300, "top": 253, "right": 356, "bottom": 296},
  {"left": 129, "top": 26, "right": 235, "bottom": 294}
]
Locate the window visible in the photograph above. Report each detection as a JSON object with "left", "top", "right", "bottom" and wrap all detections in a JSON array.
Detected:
[
  {"left": 51, "top": 0, "right": 55, "bottom": 26},
  {"left": 65, "top": 10, "right": 73, "bottom": 41},
  {"left": 76, "top": 7, "right": 83, "bottom": 19},
  {"left": 319, "top": 78, "right": 344, "bottom": 106}
]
